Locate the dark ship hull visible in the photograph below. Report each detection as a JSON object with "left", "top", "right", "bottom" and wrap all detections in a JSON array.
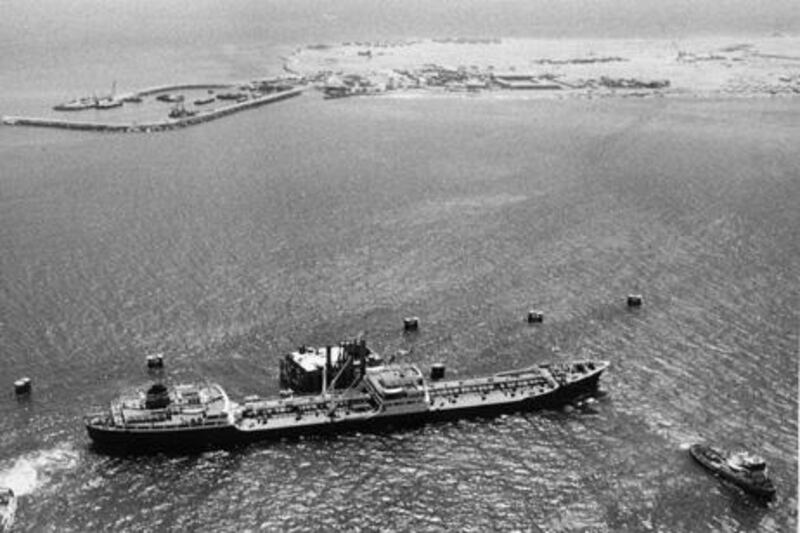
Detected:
[
  {"left": 87, "top": 361, "right": 607, "bottom": 453},
  {"left": 86, "top": 423, "right": 240, "bottom": 451}
]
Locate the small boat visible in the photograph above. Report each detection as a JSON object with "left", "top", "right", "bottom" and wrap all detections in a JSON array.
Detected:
[
  {"left": 53, "top": 97, "right": 96, "bottom": 111},
  {"left": 689, "top": 443, "right": 776, "bottom": 499},
  {"left": 94, "top": 81, "right": 123, "bottom": 109},
  {"left": 216, "top": 92, "right": 246, "bottom": 100},
  {"left": 156, "top": 93, "right": 184, "bottom": 103},
  {"left": 168, "top": 103, "right": 196, "bottom": 119},
  {"left": 94, "top": 97, "right": 123, "bottom": 110},
  {"left": 0, "top": 487, "right": 16, "bottom": 532},
  {"left": 194, "top": 96, "right": 216, "bottom": 106}
]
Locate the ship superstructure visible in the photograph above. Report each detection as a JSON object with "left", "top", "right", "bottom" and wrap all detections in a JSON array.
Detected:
[
  {"left": 85, "top": 383, "right": 239, "bottom": 448},
  {"left": 279, "top": 338, "right": 381, "bottom": 394}
]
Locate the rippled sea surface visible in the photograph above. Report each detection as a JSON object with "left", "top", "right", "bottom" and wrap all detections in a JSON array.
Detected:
[
  {"left": 1, "top": 2, "right": 798, "bottom": 532},
  {"left": 1, "top": 92, "right": 797, "bottom": 533}
]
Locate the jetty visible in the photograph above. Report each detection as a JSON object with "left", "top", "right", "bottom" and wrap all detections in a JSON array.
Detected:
[{"left": 2, "top": 86, "right": 304, "bottom": 133}]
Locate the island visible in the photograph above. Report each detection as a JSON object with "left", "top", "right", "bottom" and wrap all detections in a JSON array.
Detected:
[
  {"left": 3, "top": 36, "right": 798, "bottom": 133},
  {"left": 287, "top": 36, "right": 800, "bottom": 99}
]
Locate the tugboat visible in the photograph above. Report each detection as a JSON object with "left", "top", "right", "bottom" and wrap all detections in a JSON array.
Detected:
[
  {"left": 156, "top": 93, "right": 184, "bottom": 103},
  {"left": 193, "top": 96, "right": 216, "bottom": 106},
  {"left": 94, "top": 97, "right": 123, "bottom": 110},
  {"left": 92, "top": 81, "right": 123, "bottom": 110},
  {"left": 54, "top": 82, "right": 123, "bottom": 111},
  {"left": 85, "top": 344, "right": 609, "bottom": 453},
  {"left": 216, "top": 92, "right": 246, "bottom": 101},
  {"left": 689, "top": 443, "right": 776, "bottom": 500},
  {"left": 53, "top": 97, "right": 96, "bottom": 111},
  {"left": 0, "top": 487, "right": 16, "bottom": 532}
]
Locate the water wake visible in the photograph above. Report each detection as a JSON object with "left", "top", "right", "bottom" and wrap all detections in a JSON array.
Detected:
[{"left": 0, "top": 444, "right": 80, "bottom": 496}]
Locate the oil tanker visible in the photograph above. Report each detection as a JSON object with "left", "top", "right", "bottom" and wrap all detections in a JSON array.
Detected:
[{"left": 85, "top": 343, "right": 608, "bottom": 452}]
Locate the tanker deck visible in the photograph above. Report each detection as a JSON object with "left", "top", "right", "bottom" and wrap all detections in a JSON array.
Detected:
[{"left": 86, "top": 359, "right": 609, "bottom": 452}]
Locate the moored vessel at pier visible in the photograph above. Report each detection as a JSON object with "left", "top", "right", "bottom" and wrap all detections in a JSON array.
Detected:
[
  {"left": 94, "top": 97, "right": 123, "bottom": 109},
  {"left": 86, "top": 350, "right": 609, "bottom": 452},
  {"left": 53, "top": 98, "right": 96, "bottom": 111}
]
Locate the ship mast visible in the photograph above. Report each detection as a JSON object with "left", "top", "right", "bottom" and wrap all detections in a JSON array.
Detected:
[
  {"left": 323, "top": 343, "right": 361, "bottom": 417},
  {"left": 322, "top": 353, "right": 328, "bottom": 398},
  {"left": 328, "top": 353, "right": 354, "bottom": 391}
]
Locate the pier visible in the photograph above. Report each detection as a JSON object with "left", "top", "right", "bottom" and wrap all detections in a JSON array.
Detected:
[{"left": 2, "top": 87, "right": 304, "bottom": 133}]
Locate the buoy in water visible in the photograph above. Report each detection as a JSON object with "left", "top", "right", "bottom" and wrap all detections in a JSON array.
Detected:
[
  {"left": 403, "top": 317, "right": 419, "bottom": 331},
  {"left": 627, "top": 294, "right": 643, "bottom": 307},
  {"left": 146, "top": 353, "right": 164, "bottom": 369},
  {"left": 527, "top": 310, "right": 544, "bottom": 323},
  {"left": 14, "top": 377, "right": 32, "bottom": 395},
  {"left": 430, "top": 363, "right": 446, "bottom": 381}
]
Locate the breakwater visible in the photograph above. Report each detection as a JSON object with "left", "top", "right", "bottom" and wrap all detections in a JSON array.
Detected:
[
  {"left": 133, "top": 83, "right": 234, "bottom": 98},
  {"left": 2, "top": 87, "right": 304, "bottom": 133}
]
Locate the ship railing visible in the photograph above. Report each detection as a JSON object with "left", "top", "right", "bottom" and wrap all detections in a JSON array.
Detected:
[
  {"left": 121, "top": 409, "right": 228, "bottom": 425},
  {"left": 539, "top": 368, "right": 561, "bottom": 389},
  {"left": 358, "top": 378, "right": 385, "bottom": 408},
  {"left": 245, "top": 403, "right": 312, "bottom": 418},
  {"left": 84, "top": 412, "right": 113, "bottom": 426},
  {"left": 125, "top": 414, "right": 172, "bottom": 424},
  {"left": 428, "top": 376, "right": 554, "bottom": 398},
  {"left": 247, "top": 399, "right": 351, "bottom": 418},
  {"left": 242, "top": 393, "right": 377, "bottom": 423},
  {"left": 562, "top": 361, "right": 605, "bottom": 381},
  {"left": 116, "top": 419, "right": 233, "bottom": 431},
  {"left": 381, "top": 395, "right": 428, "bottom": 407}
]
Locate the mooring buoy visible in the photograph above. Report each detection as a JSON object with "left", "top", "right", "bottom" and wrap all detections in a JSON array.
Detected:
[
  {"left": 527, "top": 310, "right": 544, "bottom": 323},
  {"left": 627, "top": 294, "right": 643, "bottom": 307},
  {"left": 403, "top": 316, "right": 419, "bottom": 331},
  {"left": 14, "top": 377, "right": 32, "bottom": 395},
  {"left": 430, "top": 363, "right": 446, "bottom": 381},
  {"left": 146, "top": 353, "right": 164, "bottom": 369}
]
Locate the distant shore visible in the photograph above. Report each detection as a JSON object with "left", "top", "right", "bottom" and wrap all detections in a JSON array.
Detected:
[
  {"left": 4, "top": 36, "right": 798, "bottom": 133},
  {"left": 287, "top": 36, "right": 800, "bottom": 100}
]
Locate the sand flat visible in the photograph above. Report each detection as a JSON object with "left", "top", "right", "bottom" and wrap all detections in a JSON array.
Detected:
[{"left": 288, "top": 36, "right": 800, "bottom": 97}]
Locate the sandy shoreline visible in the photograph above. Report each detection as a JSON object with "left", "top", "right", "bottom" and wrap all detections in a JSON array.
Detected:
[
  {"left": 5, "top": 35, "right": 797, "bottom": 133},
  {"left": 287, "top": 36, "right": 800, "bottom": 99}
]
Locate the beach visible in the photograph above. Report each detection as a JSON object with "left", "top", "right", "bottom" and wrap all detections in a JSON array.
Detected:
[
  {"left": 4, "top": 35, "right": 798, "bottom": 134},
  {"left": 288, "top": 36, "right": 800, "bottom": 99}
]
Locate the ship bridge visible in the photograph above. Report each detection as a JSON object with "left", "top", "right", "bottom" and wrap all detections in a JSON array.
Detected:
[{"left": 363, "top": 364, "right": 430, "bottom": 414}]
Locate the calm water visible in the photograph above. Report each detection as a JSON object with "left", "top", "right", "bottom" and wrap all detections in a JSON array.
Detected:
[{"left": 1, "top": 1, "right": 798, "bottom": 531}]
